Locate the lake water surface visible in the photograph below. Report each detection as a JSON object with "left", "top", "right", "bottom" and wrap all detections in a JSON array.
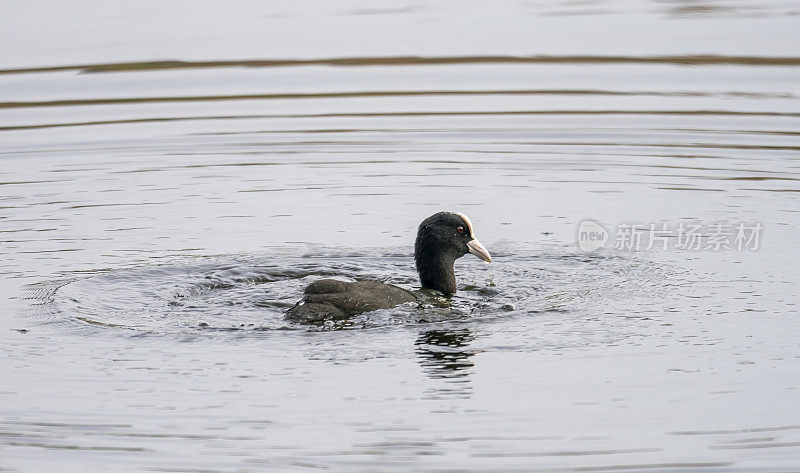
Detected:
[{"left": 2, "top": 1, "right": 800, "bottom": 472}]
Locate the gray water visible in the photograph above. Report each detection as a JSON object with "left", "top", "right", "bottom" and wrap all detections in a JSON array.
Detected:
[{"left": 2, "top": 1, "right": 800, "bottom": 472}]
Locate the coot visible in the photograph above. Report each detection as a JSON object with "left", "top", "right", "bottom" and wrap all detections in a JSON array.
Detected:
[{"left": 286, "top": 212, "right": 491, "bottom": 323}]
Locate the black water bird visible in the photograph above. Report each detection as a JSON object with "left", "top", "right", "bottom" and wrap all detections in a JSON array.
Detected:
[{"left": 286, "top": 212, "right": 492, "bottom": 323}]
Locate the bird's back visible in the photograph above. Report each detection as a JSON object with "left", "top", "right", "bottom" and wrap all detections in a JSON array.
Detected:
[{"left": 286, "top": 279, "right": 417, "bottom": 323}]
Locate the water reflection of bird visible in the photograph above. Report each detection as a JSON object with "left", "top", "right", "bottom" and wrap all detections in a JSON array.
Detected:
[
  {"left": 286, "top": 212, "right": 491, "bottom": 323},
  {"left": 415, "top": 329, "right": 476, "bottom": 379}
]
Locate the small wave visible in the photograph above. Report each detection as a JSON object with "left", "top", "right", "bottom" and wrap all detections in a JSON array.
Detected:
[
  {"left": 18, "top": 246, "right": 672, "bottom": 339},
  {"left": 3, "top": 54, "right": 800, "bottom": 76}
]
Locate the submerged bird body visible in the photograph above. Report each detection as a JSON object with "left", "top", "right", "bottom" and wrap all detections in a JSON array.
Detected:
[
  {"left": 285, "top": 279, "right": 418, "bottom": 321},
  {"left": 286, "top": 212, "right": 491, "bottom": 323}
]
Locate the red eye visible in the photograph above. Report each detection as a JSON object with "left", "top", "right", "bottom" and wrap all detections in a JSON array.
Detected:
[{"left": 457, "top": 226, "right": 464, "bottom": 234}]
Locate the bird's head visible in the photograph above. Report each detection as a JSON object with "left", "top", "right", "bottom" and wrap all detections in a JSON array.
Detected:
[
  {"left": 414, "top": 211, "right": 491, "bottom": 295},
  {"left": 415, "top": 211, "right": 491, "bottom": 263}
]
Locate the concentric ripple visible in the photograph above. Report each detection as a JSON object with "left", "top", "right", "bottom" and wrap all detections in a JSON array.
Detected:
[{"left": 20, "top": 246, "right": 672, "bottom": 337}]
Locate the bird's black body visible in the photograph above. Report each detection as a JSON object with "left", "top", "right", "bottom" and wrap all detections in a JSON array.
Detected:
[
  {"left": 286, "top": 212, "right": 491, "bottom": 323},
  {"left": 284, "top": 279, "right": 418, "bottom": 321}
]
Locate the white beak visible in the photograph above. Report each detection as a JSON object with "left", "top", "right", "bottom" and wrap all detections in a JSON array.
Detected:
[{"left": 467, "top": 239, "right": 492, "bottom": 263}]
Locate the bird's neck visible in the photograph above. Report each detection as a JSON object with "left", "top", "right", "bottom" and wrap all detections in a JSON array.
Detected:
[{"left": 415, "top": 248, "right": 457, "bottom": 297}]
